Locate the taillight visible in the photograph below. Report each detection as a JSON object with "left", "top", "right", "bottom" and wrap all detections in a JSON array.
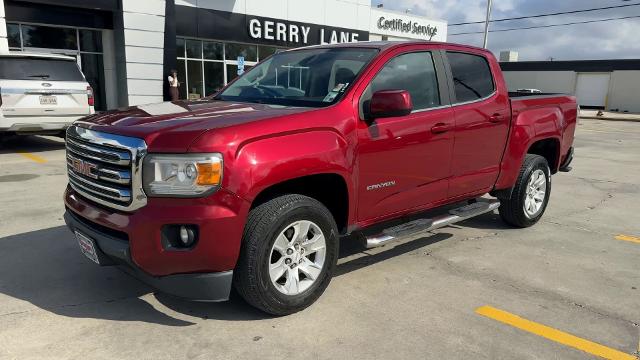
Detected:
[{"left": 87, "top": 86, "right": 94, "bottom": 107}]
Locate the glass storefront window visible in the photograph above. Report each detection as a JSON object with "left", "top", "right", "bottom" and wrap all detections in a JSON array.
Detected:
[
  {"left": 79, "top": 30, "right": 103, "bottom": 53},
  {"left": 203, "top": 41, "right": 223, "bottom": 61},
  {"left": 226, "top": 64, "right": 238, "bottom": 83},
  {"left": 186, "top": 39, "right": 202, "bottom": 59},
  {"left": 187, "top": 60, "right": 204, "bottom": 99},
  {"left": 226, "top": 43, "right": 257, "bottom": 62},
  {"left": 21, "top": 25, "right": 77, "bottom": 50},
  {"left": 177, "top": 59, "right": 187, "bottom": 100},
  {"left": 177, "top": 38, "right": 186, "bottom": 58},
  {"left": 258, "top": 46, "right": 277, "bottom": 60},
  {"left": 204, "top": 62, "right": 224, "bottom": 96},
  {"left": 7, "top": 24, "right": 20, "bottom": 48},
  {"left": 177, "top": 38, "right": 279, "bottom": 99}
]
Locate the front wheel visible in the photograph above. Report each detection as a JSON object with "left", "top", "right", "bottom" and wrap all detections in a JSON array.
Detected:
[
  {"left": 234, "top": 194, "right": 339, "bottom": 316},
  {"left": 499, "top": 154, "right": 551, "bottom": 228}
]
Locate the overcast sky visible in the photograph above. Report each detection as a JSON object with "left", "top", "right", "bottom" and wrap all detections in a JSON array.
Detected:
[{"left": 382, "top": 0, "right": 640, "bottom": 61}]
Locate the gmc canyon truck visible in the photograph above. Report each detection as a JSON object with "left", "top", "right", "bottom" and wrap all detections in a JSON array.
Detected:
[{"left": 63, "top": 41, "right": 576, "bottom": 315}]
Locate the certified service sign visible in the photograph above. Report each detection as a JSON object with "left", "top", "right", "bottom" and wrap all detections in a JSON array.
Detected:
[{"left": 370, "top": 9, "right": 447, "bottom": 42}]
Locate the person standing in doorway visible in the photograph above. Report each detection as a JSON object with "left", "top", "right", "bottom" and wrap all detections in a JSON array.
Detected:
[{"left": 168, "top": 70, "right": 180, "bottom": 101}]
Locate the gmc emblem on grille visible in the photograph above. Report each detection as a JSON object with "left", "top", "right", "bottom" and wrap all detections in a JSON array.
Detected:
[{"left": 71, "top": 158, "right": 98, "bottom": 179}]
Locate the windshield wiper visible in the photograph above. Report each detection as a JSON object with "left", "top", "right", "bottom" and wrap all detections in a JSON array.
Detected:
[{"left": 28, "top": 74, "right": 50, "bottom": 79}]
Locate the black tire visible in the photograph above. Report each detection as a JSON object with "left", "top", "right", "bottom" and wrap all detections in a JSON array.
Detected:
[
  {"left": 234, "top": 194, "right": 339, "bottom": 316},
  {"left": 498, "top": 154, "right": 551, "bottom": 228}
]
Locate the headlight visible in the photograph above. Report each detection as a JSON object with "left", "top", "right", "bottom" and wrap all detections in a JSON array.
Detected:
[{"left": 142, "top": 153, "right": 223, "bottom": 197}]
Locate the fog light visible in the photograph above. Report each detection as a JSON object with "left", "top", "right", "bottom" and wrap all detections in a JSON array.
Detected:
[
  {"left": 161, "top": 224, "right": 198, "bottom": 250},
  {"left": 179, "top": 225, "right": 195, "bottom": 247}
]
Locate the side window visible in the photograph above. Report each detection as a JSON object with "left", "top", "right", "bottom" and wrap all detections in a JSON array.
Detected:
[
  {"left": 369, "top": 52, "right": 441, "bottom": 111},
  {"left": 446, "top": 52, "right": 495, "bottom": 103}
]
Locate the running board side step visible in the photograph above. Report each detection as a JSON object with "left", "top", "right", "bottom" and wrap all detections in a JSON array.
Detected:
[{"left": 365, "top": 199, "right": 501, "bottom": 249}]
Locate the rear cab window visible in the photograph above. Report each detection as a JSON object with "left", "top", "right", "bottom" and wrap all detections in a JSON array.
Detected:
[
  {"left": 0, "top": 57, "right": 85, "bottom": 82},
  {"left": 446, "top": 52, "right": 495, "bottom": 103}
]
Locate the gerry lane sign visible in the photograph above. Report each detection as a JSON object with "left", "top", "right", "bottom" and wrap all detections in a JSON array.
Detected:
[{"left": 249, "top": 18, "right": 362, "bottom": 45}]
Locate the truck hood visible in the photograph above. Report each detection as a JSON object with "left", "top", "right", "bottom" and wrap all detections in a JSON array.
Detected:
[{"left": 75, "top": 99, "right": 314, "bottom": 152}]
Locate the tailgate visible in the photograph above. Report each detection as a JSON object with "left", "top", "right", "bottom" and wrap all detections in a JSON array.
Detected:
[
  {"left": 1, "top": 80, "right": 91, "bottom": 116},
  {"left": 0, "top": 57, "right": 91, "bottom": 117}
]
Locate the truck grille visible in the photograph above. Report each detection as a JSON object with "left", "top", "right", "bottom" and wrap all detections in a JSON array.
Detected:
[{"left": 66, "top": 125, "right": 147, "bottom": 212}]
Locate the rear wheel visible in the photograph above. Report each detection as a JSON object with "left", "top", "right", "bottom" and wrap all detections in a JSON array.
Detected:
[
  {"left": 499, "top": 154, "right": 551, "bottom": 228},
  {"left": 234, "top": 194, "right": 339, "bottom": 316}
]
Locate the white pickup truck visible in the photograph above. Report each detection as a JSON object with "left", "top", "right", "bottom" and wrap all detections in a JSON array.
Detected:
[{"left": 0, "top": 52, "right": 94, "bottom": 138}]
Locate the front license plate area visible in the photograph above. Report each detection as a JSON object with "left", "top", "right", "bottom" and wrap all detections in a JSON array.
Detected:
[
  {"left": 75, "top": 231, "right": 100, "bottom": 264},
  {"left": 39, "top": 95, "right": 57, "bottom": 105}
]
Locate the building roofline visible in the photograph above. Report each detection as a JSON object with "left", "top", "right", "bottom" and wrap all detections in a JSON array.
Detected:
[
  {"left": 370, "top": 7, "right": 447, "bottom": 23},
  {"left": 500, "top": 59, "right": 640, "bottom": 72}
]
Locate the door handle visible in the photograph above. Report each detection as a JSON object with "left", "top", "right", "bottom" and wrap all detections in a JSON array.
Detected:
[
  {"left": 489, "top": 113, "right": 503, "bottom": 123},
  {"left": 431, "top": 122, "right": 452, "bottom": 134}
]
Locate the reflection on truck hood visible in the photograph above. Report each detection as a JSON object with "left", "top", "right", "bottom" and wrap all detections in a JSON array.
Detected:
[{"left": 74, "top": 99, "right": 314, "bottom": 152}]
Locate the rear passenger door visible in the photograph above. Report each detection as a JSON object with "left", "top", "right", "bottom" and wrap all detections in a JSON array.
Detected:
[
  {"left": 356, "top": 49, "right": 455, "bottom": 222},
  {"left": 446, "top": 51, "right": 510, "bottom": 198}
]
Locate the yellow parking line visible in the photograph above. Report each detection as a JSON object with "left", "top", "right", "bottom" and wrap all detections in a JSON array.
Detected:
[
  {"left": 476, "top": 305, "right": 635, "bottom": 360},
  {"left": 615, "top": 235, "right": 640, "bottom": 244},
  {"left": 16, "top": 151, "right": 47, "bottom": 164}
]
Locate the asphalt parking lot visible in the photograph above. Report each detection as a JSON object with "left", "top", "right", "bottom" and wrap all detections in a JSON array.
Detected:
[{"left": 0, "top": 119, "right": 638, "bottom": 360}]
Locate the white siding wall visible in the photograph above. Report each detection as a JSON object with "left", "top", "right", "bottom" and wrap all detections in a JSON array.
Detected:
[
  {"left": 502, "top": 71, "right": 577, "bottom": 94},
  {"left": 608, "top": 71, "right": 640, "bottom": 113},
  {"left": 122, "top": 0, "right": 166, "bottom": 106},
  {"left": 0, "top": 0, "right": 7, "bottom": 52}
]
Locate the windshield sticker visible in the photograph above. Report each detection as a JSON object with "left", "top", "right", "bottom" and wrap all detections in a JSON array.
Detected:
[{"left": 323, "top": 83, "right": 349, "bottom": 102}]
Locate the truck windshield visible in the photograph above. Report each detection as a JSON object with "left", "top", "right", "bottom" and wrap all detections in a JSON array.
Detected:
[{"left": 216, "top": 47, "right": 378, "bottom": 107}]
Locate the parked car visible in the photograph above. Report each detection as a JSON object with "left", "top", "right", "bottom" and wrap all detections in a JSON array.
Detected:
[
  {"left": 63, "top": 41, "right": 577, "bottom": 315},
  {"left": 0, "top": 52, "right": 94, "bottom": 138}
]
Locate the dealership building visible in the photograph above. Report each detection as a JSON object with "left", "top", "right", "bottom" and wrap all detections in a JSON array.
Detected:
[
  {"left": 0, "top": 0, "right": 447, "bottom": 111},
  {"left": 501, "top": 58, "right": 640, "bottom": 113}
]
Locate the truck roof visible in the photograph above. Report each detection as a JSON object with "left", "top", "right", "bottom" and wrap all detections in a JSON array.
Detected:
[{"left": 294, "top": 40, "right": 491, "bottom": 54}]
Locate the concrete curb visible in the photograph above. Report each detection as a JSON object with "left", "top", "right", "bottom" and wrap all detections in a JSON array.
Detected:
[{"left": 580, "top": 116, "right": 640, "bottom": 123}]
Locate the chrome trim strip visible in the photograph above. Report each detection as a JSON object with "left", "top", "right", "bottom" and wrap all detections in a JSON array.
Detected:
[
  {"left": 68, "top": 171, "right": 131, "bottom": 202},
  {"left": 66, "top": 136, "right": 131, "bottom": 166},
  {"left": 451, "top": 91, "right": 497, "bottom": 108},
  {"left": 66, "top": 154, "right": 131, "bottom": 185},
  {"left": 412, "top": 104, "right": 452, "bottom": 114},
  {"left": 97, "top": 167, "right": 131, "bottom": 185},
  {"left": 66, "top": 125, "right": 147, "bottom": 212},
  {"left": 1, "top": 88, "right": 87, "bottom": 95}
]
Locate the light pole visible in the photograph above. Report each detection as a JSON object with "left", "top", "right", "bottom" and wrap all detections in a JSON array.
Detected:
[{"left": 483, "top": 0, "right": 493, "bottom": 48}]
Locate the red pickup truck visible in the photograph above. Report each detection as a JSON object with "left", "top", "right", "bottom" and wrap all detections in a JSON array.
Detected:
[{"left": 64, "top": 41, "right": 576, "bottom": 315}]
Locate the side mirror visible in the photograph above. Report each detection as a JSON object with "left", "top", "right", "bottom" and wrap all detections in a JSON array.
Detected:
[{"left": 369, "top": 90, "right": 413, "bottom": 119}]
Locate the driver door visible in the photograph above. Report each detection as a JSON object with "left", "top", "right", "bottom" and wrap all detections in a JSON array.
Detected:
[{"left": 356, "top": 49, "right": 455, "bottom": 223}]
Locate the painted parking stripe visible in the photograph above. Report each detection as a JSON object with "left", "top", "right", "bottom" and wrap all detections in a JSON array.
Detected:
[
  {"left": 476, "top": 305, "right": 635, "bottom": 360},
  {"left": 17, "top": 151, "right": 47, "bottom": 164},
  {"left": 615, "top": 234, "right": 640, "bottom": 244}
]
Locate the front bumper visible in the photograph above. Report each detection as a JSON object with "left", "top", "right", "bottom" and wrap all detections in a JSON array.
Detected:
[
  {"left": 63, "top": 186, "right": 251, "bottom": 301},
  {"left": 64, "top": 209, "right": 234, "bottom": 301}
]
